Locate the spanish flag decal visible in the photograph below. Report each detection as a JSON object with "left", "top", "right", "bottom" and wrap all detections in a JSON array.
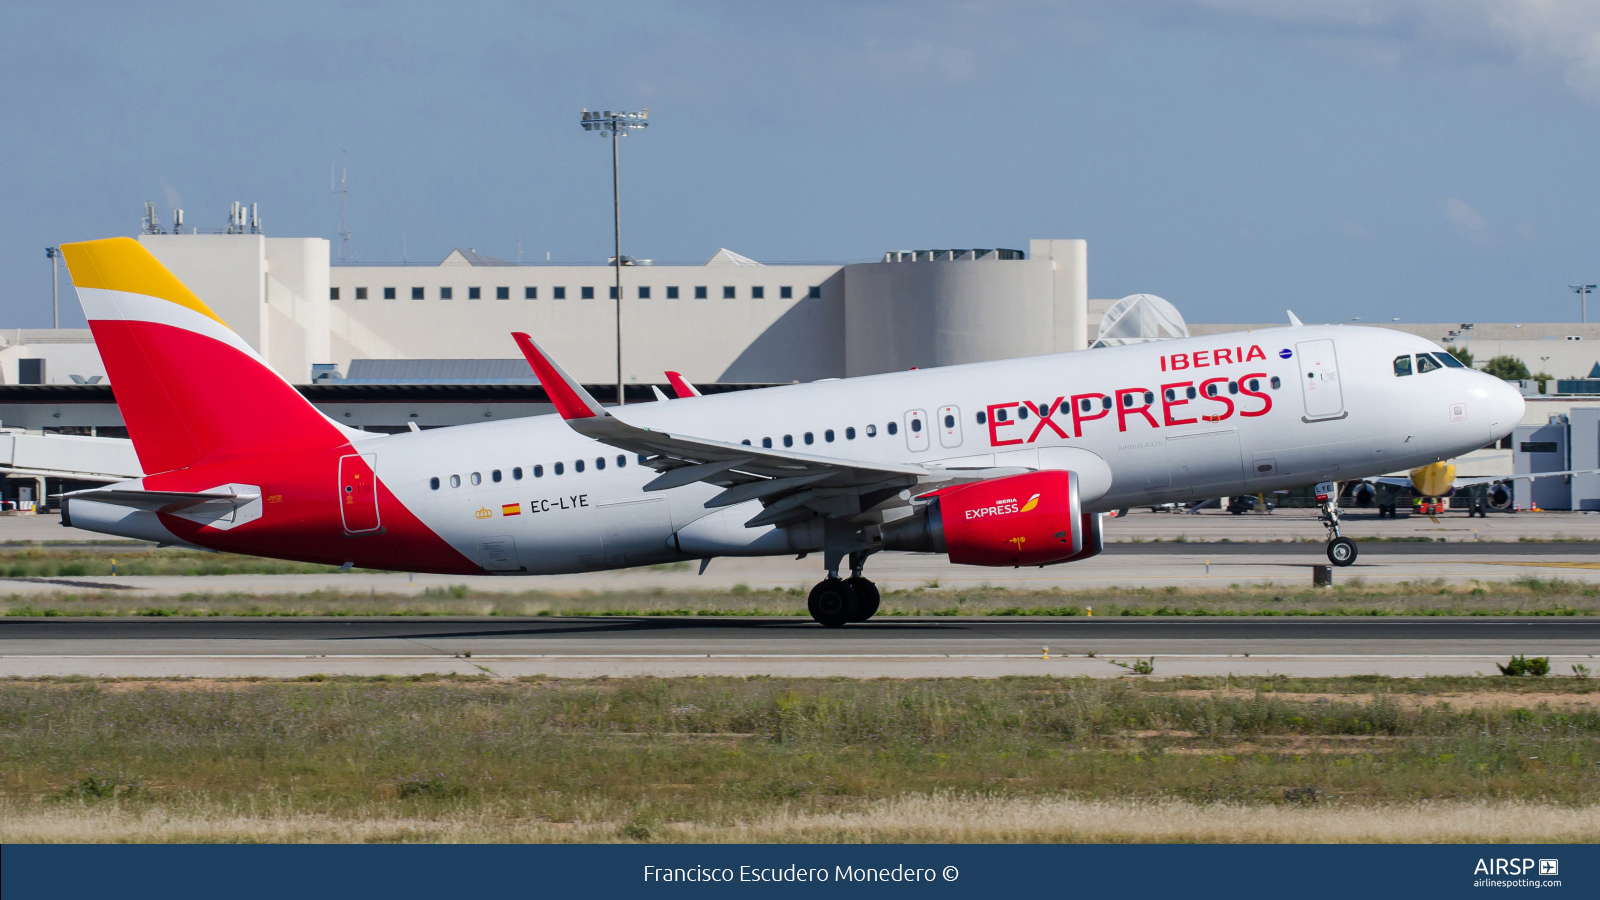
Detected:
[
  {"left": 502, "top": 503, "right": 522, "bottom": 517},
  {"left": 1019, "top": 493, "right": 1041, "bottom": 513}
]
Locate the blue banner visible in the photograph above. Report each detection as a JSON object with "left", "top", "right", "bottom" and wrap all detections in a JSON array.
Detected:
[{"left": 3, "top": 844, "right": 1594, "bottom": 898}]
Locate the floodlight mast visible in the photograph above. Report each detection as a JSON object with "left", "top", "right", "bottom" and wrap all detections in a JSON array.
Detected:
[
  {"left": 44, "top": 247, "right": 59, "bottom": 329},
  {"left": 580, "top": 108, "right": 648, "bottom": 405},
  {"left": 1574, "top": 284, "right": 1598, "bottom": 324}
]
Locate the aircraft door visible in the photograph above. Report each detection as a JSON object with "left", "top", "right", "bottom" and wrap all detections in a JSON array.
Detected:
[
  {"left": 904, "top": 409, "right": 930, "bottom": 452},
  {"left": 937, "top": 405, "right": 963, "bottom": 449},
  {"left": 338, "top": 454, "right": 381, "bottom": 534},
  {"left": 1296, "top": 339, "right": 1345, "bottom": 419},
  {"left": 1166, "top": 428, "right": 1247, "bottom": 499}
]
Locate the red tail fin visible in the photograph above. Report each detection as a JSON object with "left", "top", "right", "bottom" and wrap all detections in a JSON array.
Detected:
[{"left": 61, "top": 238, "right": 351, "bottom": 474}]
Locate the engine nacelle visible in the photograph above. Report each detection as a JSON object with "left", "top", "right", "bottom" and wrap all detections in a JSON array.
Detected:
[{"left": 881, "top": 470, "right": 1084, "bottom": 566}]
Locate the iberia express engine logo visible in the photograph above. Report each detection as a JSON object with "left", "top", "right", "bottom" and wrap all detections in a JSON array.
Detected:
[{"left": 964, "top": 493, "right": 1041, "bottom": 520}]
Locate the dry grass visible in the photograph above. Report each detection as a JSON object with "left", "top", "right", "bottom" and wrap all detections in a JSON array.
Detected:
[
  {"left": 3, "top": 675, "right": 1594, "bottom": 843},
  {"left": 4, "top": 795, "right": 1594, "bottom": 843}
]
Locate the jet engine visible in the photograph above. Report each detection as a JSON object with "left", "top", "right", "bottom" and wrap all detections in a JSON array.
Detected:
[{"left": 881, "top": 470, "right": 1087, "bottom": 566}]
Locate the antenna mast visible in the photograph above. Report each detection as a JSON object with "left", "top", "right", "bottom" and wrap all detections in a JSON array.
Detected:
[{"left": 331, "top": 153, "right": 351, "bottom": 262}]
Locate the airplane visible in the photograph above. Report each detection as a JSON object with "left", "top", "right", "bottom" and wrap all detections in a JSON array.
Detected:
[
  {"left": 55, "top": 238, "right": 1525, "bottom": 626},
  {"left": 1353, "top": 457, "right": 1512, "bottom": 518}
]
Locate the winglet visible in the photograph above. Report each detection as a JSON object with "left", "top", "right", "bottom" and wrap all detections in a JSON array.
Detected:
[
  {"left": 511, "top": 332, "right": 608, "bottom": 419},
  {"left": 1286, "top": 310, "right": 1304, "bottom": 327},
  {"left": 664, "top": 371, "right": 702, "bottom": 398}
]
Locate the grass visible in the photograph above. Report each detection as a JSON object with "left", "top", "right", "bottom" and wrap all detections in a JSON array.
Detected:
[
  {"left": 0, "top": 547, "right": 362, "bottom": 577},
  {"left": 6, "top": 576, "right": 1600, "bottom": 617},
  {"left": 0, "top": 675, "right": 1596, "bottom": 843}
]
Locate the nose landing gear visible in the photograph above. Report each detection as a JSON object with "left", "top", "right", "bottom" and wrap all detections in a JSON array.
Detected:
[
  {"left": 1315, "top": 481, "right": 1358, "bottom": 567},
  {"left": 808, "top": 550, "right": 880, "bottom": 627}
]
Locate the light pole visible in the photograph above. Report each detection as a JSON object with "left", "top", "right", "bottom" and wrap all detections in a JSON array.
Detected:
[
  {"left": 1574, "top": 284, "right": 1598, "bottom": 324},
  {"left": 580, "top": 107, "right": 648, "bottom": 405},
  {"left": 44, "top": 247, "right": 59, "bottom": 329}
]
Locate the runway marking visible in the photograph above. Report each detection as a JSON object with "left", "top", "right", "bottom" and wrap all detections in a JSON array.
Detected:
[{"left": 1472, "top": 561, "right": 1600, "bottom": 570}]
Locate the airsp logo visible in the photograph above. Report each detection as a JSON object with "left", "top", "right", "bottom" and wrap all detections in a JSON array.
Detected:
[{"left": 1540, "top": 860, "right": 1559, "bottom": 876}]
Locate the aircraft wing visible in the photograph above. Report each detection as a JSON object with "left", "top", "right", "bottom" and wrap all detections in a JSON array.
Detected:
[{"left": 514, "top": 332, "right": 975, "bottom": 527}]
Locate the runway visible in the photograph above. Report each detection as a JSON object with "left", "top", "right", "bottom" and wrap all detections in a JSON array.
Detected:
[{"left": 4, "top": 616, "right": 1594, "bottom": 679}]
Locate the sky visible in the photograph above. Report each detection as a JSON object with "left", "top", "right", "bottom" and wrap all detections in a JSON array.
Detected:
[{"left": 1, "top": 0, "right": 1597, "bottom": 329}]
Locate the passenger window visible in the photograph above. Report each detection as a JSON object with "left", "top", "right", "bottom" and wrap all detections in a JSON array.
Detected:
[
  {"left": 944, "top": 414, "right": 955, "bottom": 428},
  {"left": 1394, "top": 355, "right": 1413, "bottom": 377},
  {"left": 996, "top": 408, "right": 1008, "bottom": 422},
  {"left": 534, "top": 465, "right": 543, "bottom": 477},
  {"left": 1143, "top": 391, "right": 1153, "bottom": 404},
  {"left": 1248, "top": 379, "right": 1260, "bottom": 391},
  {"left": 1436, "top": 351, "right": 1467, "bottom": 369},
  {"left": 430, "top": 477, "right": 440, "bottom": 490},
  {"left": 866, "top": 424, "right": 877, "bottom": 437},
  {"left": 1416, "top": 354, "right": 1442, "bottom": 374},
  {"left": 617, "top": 455, "right": 626, "bottom": 467},
  {"left": 450, "top": 475, "right": 461, "bottom": 488},
  {"left": 887, "top": 422, "right": 898, "bottom": 435},
  {"left": 492, "top": 469, "right": 502, "bottom": 483},
  {"left": 513, "top": 467, "right": 523, "bottom": 480},
  {"left": 780, "top": 434, "right": 791, "bottom": 447},
  {"left": 1018, "top": 406, "right": 1029, "bottom": 419},
  {"left": 1080, "top": 399, "right": 1092, "bottom": 413},
  {"left": 575, "top": 459, "right": 585, "bottom": 473},
  {"left": 825, "top": 429, "right": 835, "bottom": 442},
  {"left": 742, "top": 439, "right": 752, "bottom": 445},
  {"left": 638, "top": 455, "right": 647, "bottom": 464},
  {"left": 1186, "top": 387, "right": 1196, "bottom": 399},
  {"left": 846, "top": 427, "right": 857, "bottom": 439},
  {"left": 1228, "top": 382, "right": 1239, "bottom": 395},
  {"left": 762, "top": 437, "right": 772, "bottom": 448},
  {"left": 554, "top": 462, "right": 564, "bottom": 475},
  {"left": 911, "top": 418, "right": 922, "bottom": 433},
  {"left": 471, "top": 472, "right": 482, "bottom": 485},
  {"left": 595, "top": 457, "right": 605, "bottom": 470},
  {"left": 804, "top": 432, "right": 814, "bottom": 444},
  {"left": 976, "top": 411, "right": 987, "bottom": 424},
  {"left": 1269, "top": 376, "right": 1281, "bottom": 389},
  {"left": 1206, "top": 383, "right": 1217, "bottom": 397},
  {"left": 1102, "top": 397, "right": 1112, "bottom": 410},
  {"left": 1164, "top": 388, "right": 1175, "bottom": 402}
]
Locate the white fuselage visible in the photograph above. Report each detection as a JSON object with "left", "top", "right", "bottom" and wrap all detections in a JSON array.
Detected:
[{"left": 341, "top": 325, "right": 1523, "bottom": 574}]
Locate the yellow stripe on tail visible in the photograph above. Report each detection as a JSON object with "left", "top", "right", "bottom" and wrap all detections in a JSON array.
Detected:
[{"left": 59, "top": 237, "right": 229, "bottom": 328}]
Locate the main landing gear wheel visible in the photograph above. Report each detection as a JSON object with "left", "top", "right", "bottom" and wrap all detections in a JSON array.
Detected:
[
  {"left": 1327, "top": 536, "right": 1358, "bottom": 567},
  {"left": 845, "top": 577, "right": 880, "bottom": 622},
  {"left": 808, "top": 578, "right": 860, "bottom": 627}
]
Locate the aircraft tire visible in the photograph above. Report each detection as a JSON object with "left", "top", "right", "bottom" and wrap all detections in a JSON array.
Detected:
[
  {"left": 1327, "top": 537, "right": 1358, "bottom": 567},
  {"left": 808, "top": 578, "right": 860, "bottom": 627},
  {"left": 845, "top": 577, "right": 880, "bottom": 622}
]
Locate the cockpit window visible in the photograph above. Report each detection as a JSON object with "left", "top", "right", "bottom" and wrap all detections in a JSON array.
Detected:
[
  {"left": 1434, "top": 351, "right": 1467, "bottom": 369},
  {"left": 1393, "top": 355, "right": 1413, "bottom": 377},
  {"left": 1416, "top": 353, "right": 1442, "bottom": 374}
]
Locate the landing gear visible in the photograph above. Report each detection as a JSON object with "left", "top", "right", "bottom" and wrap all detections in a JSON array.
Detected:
[
  {"left": 1327, "top": 536, "right": 1357, "bottom": 566},
  {"left": 807, "top": 578, "right": 859, "bottom": 627},
  {"left": 808, "top": 550, "right": 880, "bottom": 627},
  {"left": 1316, "top": 483, "right": 1358, "bottom": 567}
]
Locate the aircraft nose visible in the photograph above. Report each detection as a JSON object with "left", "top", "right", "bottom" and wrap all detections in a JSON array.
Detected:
[{"left": 1486, "top": 375, "right": 1526, "bottom": 437}]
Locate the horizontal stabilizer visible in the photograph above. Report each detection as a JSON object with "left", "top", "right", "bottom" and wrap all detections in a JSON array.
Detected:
[{"left": 63, "top": 488, "right": 259, "bottom": 514}]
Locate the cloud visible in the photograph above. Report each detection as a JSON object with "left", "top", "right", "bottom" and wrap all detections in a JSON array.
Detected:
[
  {"left": 1442, "top": 196, "right": 1495, "bottom": 246},
  {"left": 1173, "top": 0, "right": 1600, "bottom": 101}
]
